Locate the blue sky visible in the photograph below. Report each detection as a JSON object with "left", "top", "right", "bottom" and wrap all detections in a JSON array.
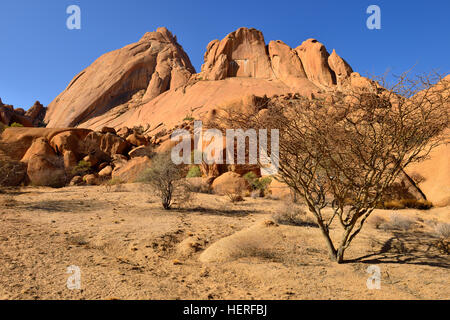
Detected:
[{"left": 0, "top": 0, "right": 449, "bottom": 109}]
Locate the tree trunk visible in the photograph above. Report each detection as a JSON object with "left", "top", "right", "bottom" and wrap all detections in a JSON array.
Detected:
[
  {"left": 316, "top": 219, "right": 338, "bottom": 261},
  {"left": 336, "top": 247, "right": 346, "bottom": 263},
  {"left": 335, "top": 224, "right": 355, "bottom": 263}
]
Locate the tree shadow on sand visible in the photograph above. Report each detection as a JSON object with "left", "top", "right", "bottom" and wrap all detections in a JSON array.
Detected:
[
  {"left": 345, "top": 231, "right": 450, "bottom": 269},
  {"left": 19, "top": 199, "right": 110, "bottom": 213},
  {"left": 173, "top": 206, "right": 265, "bottom": 217}
]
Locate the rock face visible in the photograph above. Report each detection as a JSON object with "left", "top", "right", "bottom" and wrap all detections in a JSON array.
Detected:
[
  {"left": 83, "top": 131, "right": 130, "bottom": 157},
  {"left": 25, "top": 101, "right": 47, "bottom": 126},
  {"left": 44, "top": 27, "right": 195, "bottom": 128},
  {"left": 328, "top": 49, "right": 353, "bottom": 87},
  {"left": 201, "top": 28, "right": 274, "bottom": 80},
  {"left": 44, "top": 27, "right": 358, "bottom": 132},
  {"left": 268, "top": 40, "right": 306, "bottom": 78},
  {"left": 295, "top": 39, "right": 336, "bottom": 87}
]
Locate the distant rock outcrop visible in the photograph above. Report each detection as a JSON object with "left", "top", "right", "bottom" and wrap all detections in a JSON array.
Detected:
[
  {"left": 25, "top": 101, "right": 47, "bottom": 126},
  {"left": 0, "top": 98, "right": 37, "bottom": 127},
  {"left": 295, "top": 38, "right": 336, "bottom": 87},
  {"left": 328, "top": 49, "right": 353, "bottom": 87},
  {"left": 44, "top": 27, "right": 358, "bottom": 132}
]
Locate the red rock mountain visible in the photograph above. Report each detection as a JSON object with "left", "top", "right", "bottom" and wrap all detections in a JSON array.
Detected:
[
  {"left": 45, "top": 27, "right": 195, "bottom": 128},
  {"left": 44, "top": 27, "right": 362, "bottom": 132}
]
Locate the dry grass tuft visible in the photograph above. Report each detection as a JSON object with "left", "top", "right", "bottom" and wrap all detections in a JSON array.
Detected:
[
  {"left": 0, "top": 195, "right": 18, "bottom": 208},
  {"left": 435, "top": 223, "right": 450, "bottom": 239},
  {"left": 368, "top": 215, "right": 387, "bottom": 229},
  {"left": 272, "top": 201, "right": 317, "bottom": 227},
  {"left": 66, "top": 235, "right": 89, "bottom": 246},
  {"left": 383, "top": 213, "right": 416, "bottom": 231},
  {"left": 103, "top": 177, "right": 125, "bottom": 192}
]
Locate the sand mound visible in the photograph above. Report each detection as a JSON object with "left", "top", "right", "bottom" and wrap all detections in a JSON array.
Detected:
[
  {"left": 199, "top": 220, "right": 282, "bottom": 263},
  {"left": 176, "top": 236, "right": 208, "bottom": 258}
]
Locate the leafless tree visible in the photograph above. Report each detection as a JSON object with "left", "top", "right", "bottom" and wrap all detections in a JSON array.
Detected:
[
  {"left": 139, "top": 152, "right": 192, "bottom": 210},
  {"left": 213, "top": 72, "right": 449, "bottom": 263}
]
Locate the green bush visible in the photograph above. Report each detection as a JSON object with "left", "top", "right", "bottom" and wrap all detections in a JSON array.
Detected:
[
  {"left": 243, "top": 172, "right": 258, "bottom": 189},
  {"left": 9, "top": 122, "right": 24, "bottom": 128},
  {"left": 186, "top": 166, "right": 202, "bottom": 178},
  {"left": 72, "top": 160, "right": 92, "bottom": 176},
  {"left": 244, "top": 172, "right": 272, "bottom": 195},
  {"left": 183, "top": 112, "right": 195, "bottom": 122}
]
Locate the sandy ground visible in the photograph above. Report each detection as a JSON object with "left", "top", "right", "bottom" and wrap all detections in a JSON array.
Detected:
[{"left": 0, "top": 184, "right": 448, "bottom": 300}]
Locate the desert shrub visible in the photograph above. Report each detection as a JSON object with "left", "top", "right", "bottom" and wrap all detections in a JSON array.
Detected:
[
  {"left": 132, "top": 125, "right": 145, "bottom": 135},
  {"left": 435, "top": 223, "right": 450, "bottom": 239},
  {"left": 384, "top": 214, "right": 416, "bottom": 231},
  {"left": 272, "top": 202, "right": 317, "bottom": 227},
  {"left": 402, "top": 199, "right": 433, "bottom": 210},
  {"left": 217, "top": 187, "right": 244, "bottom": 203},
  {"left": 103, "top": 177, "right": 125, "bottom": 192},
  {"left": 409, "top": 172, "right": 426, "bottom": 185},
  {"left": 139, "top": 152, "right": 192, "bottom": 209},
  {"left": 215, "top": 183, "right": 245, "bottom": 203},
  {"left": 183, "top": 109, "right": 195, "bottom": 122},
  {"left": 430, "top": 224, "right": 450, "bottom": 254},
  {"left": 433, "top": 240, "right": 449, "bottom": 255},
  {"left": 258, "top": 177, "right": 272, "bottom": 190},
  {"left": 227, "top": 193, "right": 244, "bottom": 203},
  {"left": 66, "top": 235, "right": 89, "bottom": 246},
  {"left": 382, "top": 199, "right": 433, "bottom": 210},
  {"left": 9, "top": 122, "right": 24, "bottom": 128},
  {"left": 369, "top": 215, "right": 386, "bottom": 229},
  {"left": 183, "top": 115, "right": 195, "bottom": 122},
  {"left": 243, "top": 172, "right": 258, "bottom": 187},
  {"left": 243, "top": 172, "right": 272, "bottom": 197},
  {"left": 72, "top": 160, "right": 92, "bottom": 176},
  {"left": 186, "top": 166, "right": 202, "bottom": 178}
]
